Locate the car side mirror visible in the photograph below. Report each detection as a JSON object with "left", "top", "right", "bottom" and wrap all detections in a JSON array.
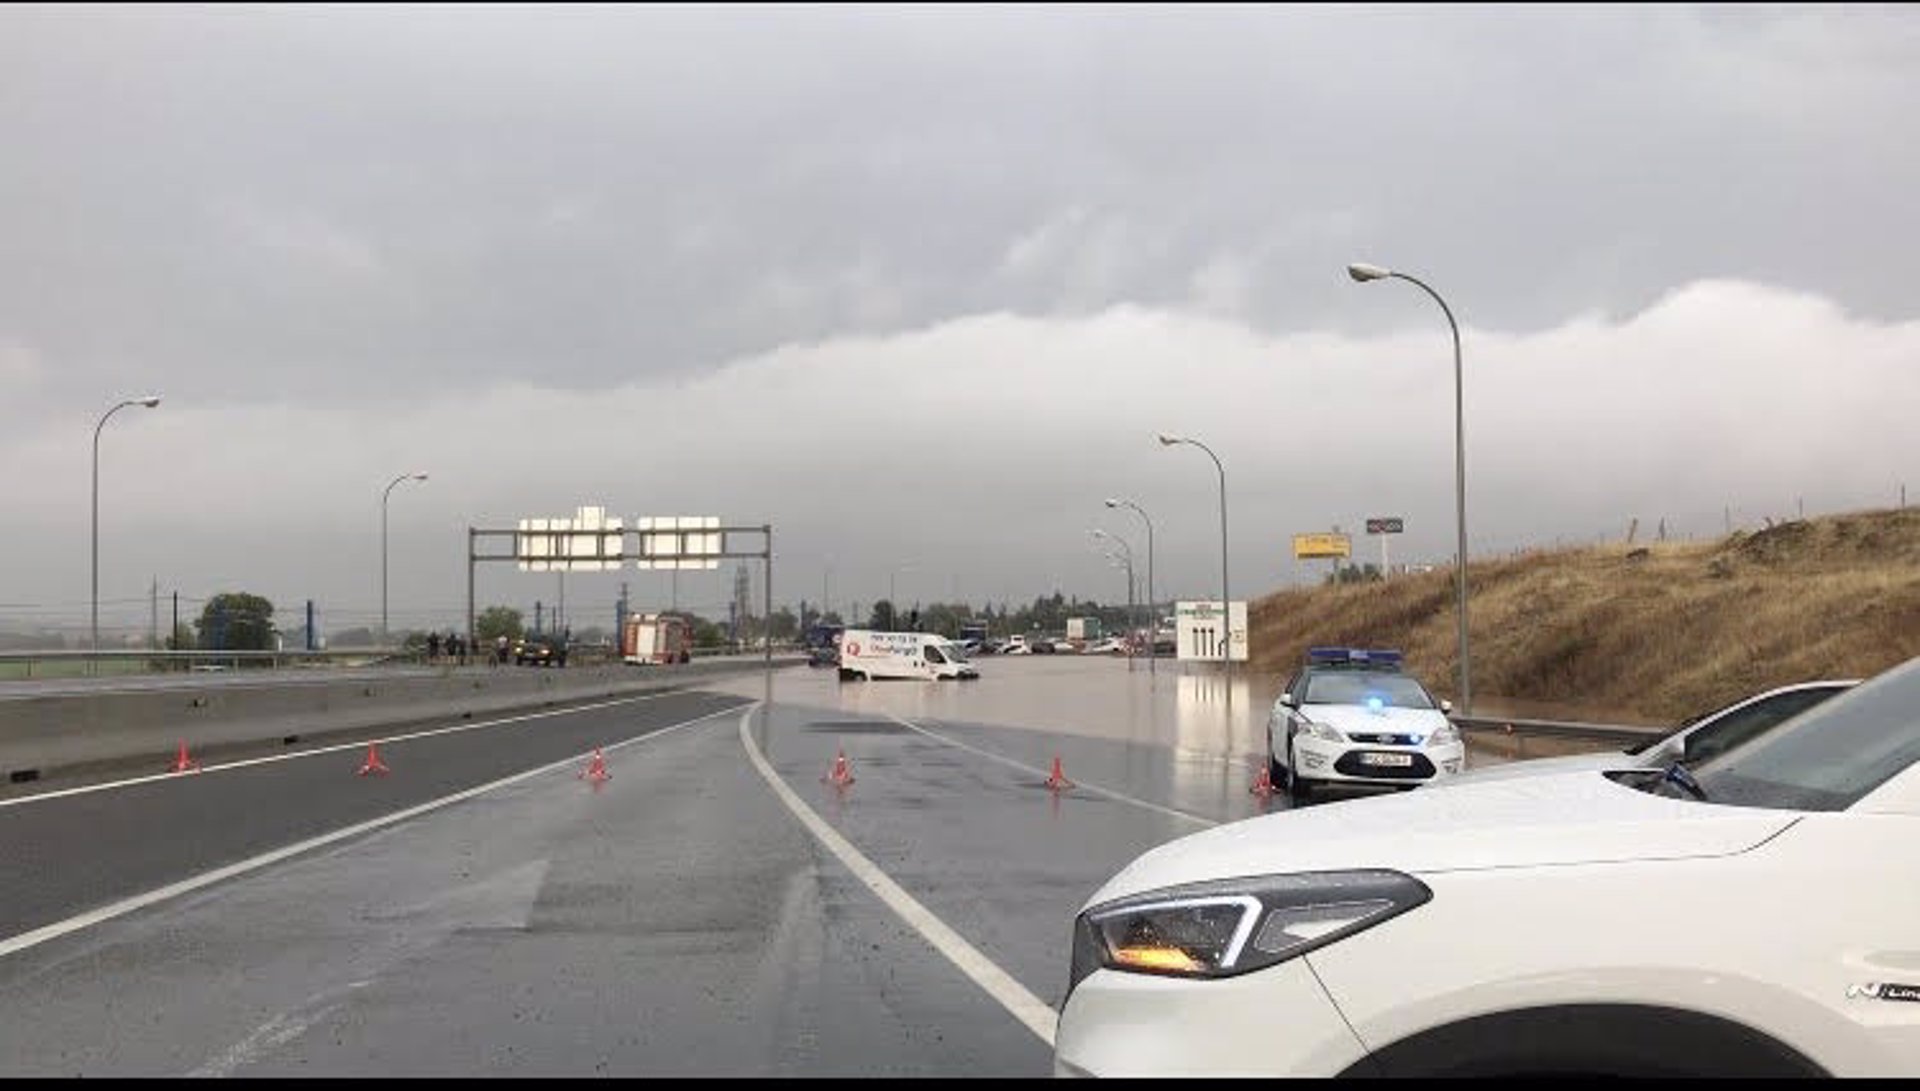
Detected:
[
  {"left": 1277, "top": 694, "right": 1296, "bottom": 708},
  {"left": 1440, "top": 699, "right": 1453, "bottom": 714}
]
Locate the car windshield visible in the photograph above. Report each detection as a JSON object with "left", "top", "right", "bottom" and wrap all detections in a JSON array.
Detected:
[
  {"left": 941, "top": 643, "right": 969, "bottom": 662},
  {"left": 1650, "top": 658, "right": 1920, "bottom": 811},
  {"left": 1301, "top": 671, "right": 1435, "bottom": 710},
  {"left": 1646, "top": 684, "right": 1853, "bottom": 765}
]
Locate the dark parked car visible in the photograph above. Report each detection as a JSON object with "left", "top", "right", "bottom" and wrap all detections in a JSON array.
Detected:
[{"left": 514, "top": 630, "right": 569, "bottom": 667}]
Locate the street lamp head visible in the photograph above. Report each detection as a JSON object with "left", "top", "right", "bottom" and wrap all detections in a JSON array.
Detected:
[
  {"left": 1347, "top": 262, "right": 1393, "bottom": 283},
  {"left": 1104, "top": 498, "right": 1121, "bottom": 508},
  {"left": 412, "top": 472, "right": 429, "bottom": 482},
  {"left": 136, "top": 395, "right": 162, "bottom": 408},
  {"left": 1156, "top": 432, "right": 1182, "bottom": 447}
]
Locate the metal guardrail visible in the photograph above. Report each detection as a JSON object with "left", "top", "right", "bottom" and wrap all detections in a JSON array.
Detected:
[
  {"left": 0, "top": 642, "right": 810, "bottom": 679},
  {"left": 1452, "top": 713, "right": 1667, "bottom": 745},
  {"left": 0, "top": 649, "right": 421, "bottom": 678}
]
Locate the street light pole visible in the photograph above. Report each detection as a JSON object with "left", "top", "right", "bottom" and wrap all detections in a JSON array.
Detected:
[
  {"left": 1103, "top": 550, "right": 1136, "bottom": 672},
  {"left": 1091, "top": 529, "right": 1137, "bottom": 672},
  {"left": 92, "top": 395, "right": 162, "bottom": 669},
  {"left": 1348, "top": 261, "right": 1471, "bottom": 713},
  {"left": 381, "top": 472, "right": 429, "bottom": 645},
  {"left": 1106, "top": 498, "right": 1156, "bottom": 678},
  {"left": 1157, "top": 433, "right": 1231, "bottom": 724}
]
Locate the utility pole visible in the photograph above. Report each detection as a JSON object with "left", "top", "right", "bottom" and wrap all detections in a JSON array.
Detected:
[
  {"left": 618, "top": 581, "right": 630, "bottom": 644},
  {"left": 150, "top": 576, "right": 159, "bottom": 650}
]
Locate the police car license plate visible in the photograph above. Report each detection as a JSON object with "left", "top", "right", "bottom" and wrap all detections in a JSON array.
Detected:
[{"left": 1360, "top": 753, "right": 1414, "bottom": 767}]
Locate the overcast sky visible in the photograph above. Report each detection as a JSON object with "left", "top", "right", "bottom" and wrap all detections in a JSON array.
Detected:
[{"left": 5, "top": 3, "right": 1919, "bottom": 639}]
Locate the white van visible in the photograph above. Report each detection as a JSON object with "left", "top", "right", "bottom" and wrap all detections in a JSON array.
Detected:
[{"left": 836, "top": 630, "right": 979, "bottom": 681}]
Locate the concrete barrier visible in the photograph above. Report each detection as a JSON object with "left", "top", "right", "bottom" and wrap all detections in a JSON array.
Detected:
[{"left": 0, "top": 658, "right": 798, "bottom": 784}]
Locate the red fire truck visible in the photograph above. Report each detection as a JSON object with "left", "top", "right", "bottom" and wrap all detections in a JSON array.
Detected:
[{"left": 621, "top": 612, "right": 694, "bottom": 665}]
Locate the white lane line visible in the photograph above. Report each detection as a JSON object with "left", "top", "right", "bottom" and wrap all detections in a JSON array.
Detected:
[
  {"left": 0, "top": 688, "right": 696, "bottom": 809},
  {"left": 885, "top": 714, "right": 1217, "bottom": 829},
  {"left": 0, "top": 702, "right": 749, "bottom": 963},
  {"left": 736, "top": 707, "right": 1061, "bottom": 1048}
]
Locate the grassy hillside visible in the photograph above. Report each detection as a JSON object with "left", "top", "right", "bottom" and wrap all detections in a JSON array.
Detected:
[{"left": 1248, "top": 507, "right": 1920, "bottom": 724}]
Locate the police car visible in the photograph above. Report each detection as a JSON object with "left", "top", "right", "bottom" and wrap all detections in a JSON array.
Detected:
[{"left": 1268, "top": 648, "right": 1465, "bottom": 802}]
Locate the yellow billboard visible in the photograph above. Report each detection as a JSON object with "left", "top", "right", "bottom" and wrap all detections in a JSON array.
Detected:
[{"left": 1293, "top": 532, "right": 1352, "bottom": 560}]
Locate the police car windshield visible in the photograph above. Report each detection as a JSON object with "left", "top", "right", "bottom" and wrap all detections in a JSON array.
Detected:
[{"left": 1302, "top": 672, "right": 1435, "bottom": 710}]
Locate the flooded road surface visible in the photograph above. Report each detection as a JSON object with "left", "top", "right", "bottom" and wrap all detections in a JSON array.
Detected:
[{"left": 708, "top": 654, "right": 1622, "bottom": 774}]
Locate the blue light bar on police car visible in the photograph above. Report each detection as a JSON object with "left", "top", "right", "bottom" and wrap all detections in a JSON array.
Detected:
[{"left": 1306, "top": 647, "right": 1404, "bottom": 667}]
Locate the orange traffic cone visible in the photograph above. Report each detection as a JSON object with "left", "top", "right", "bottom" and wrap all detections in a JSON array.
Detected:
[
  {"left": 1045, "top": 754, "right": 1073, "bottom": 791},
  {"left": 1249, "top": 764, "right": 1275, "bottom": 798},
  {"left": 169, "top": 739, "right": 200, "bottom": 773},
  {"left": 579, "top": 748, "right": 611, "bottom": 784},
  {"left": 822, "top": 749, "right": 855, "bottom": 787},
  {"left": 357, "top": 742, "right": 390, "bottom": 776}
]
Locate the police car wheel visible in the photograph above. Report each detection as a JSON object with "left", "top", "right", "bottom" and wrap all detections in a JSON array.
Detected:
[
  {"left": 1266, "top": 729, "right": 1291, "bottom": 787},
  {"left": 1288, "top": 773, "right": 1314, "bottom": 804}
]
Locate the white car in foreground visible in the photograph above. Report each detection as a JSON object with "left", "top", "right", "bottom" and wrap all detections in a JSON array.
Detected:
[
  {"left": 1440, "top": 678, "right": 1857, "bottom": 789},
  {"left": 1268, "top": 649, "right": 1465, "bottom": 801},
  {"left": 1056, "top": 654, "right": 1920, "bottom": 1077}
]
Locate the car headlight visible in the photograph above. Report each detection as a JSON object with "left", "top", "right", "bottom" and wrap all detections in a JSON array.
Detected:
[
  {"left": 1301, "top": 720, "right": 1346, "bottom": 742},
  {"left": 1427, "top": 722, "right": 1460, "bottom": 746},
  {"left": 1067, "top": 870, "right": 1431, "bottom": 997}
]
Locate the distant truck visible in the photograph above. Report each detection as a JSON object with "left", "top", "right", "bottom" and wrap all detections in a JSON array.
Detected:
[
  {"left": 804, "top": 622, "right": 845, "bottom": 669},
  {"left": 621, "top": 613, "right": 693, "bottom": 665},
  {"left": 836, "top": 629, "right": 979, "bottom": 682},
  {"left": 1066, "top": 617, "right": 1101, "bottom": 642}
]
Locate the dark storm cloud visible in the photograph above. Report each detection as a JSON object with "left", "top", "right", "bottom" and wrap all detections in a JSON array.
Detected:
[{"left": 4, "top": 4, "right": 1915, "bottom": 408}]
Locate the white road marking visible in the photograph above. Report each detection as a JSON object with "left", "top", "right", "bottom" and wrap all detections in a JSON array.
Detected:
[
  {"left": 736, "top": 707, "right": 1061, "bottom": 1047},
  {"left": 0, "top": 702, "right": 749, "bottom": 963},
  {"left": 886, "top": 714, "right": 1217, "bottom": 829},
  {"left": 0, "top": 688, "right": 692, "bottom": 809},
  {"left": 188, "top": 1002, "right": 342, "bottom": 1078}
]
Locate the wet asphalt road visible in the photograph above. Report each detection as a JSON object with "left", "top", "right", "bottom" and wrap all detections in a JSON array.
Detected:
[{"left": 0, "top": 657, "right": 1528, "bottom": 1076}]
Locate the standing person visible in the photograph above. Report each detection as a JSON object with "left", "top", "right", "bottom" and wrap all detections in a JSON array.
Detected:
[
  {"left": 494, "top": 633, "right": 509, "bottom": 667},
  {"left": 426, "top": 630, "right": 441, "bottom": 665}
]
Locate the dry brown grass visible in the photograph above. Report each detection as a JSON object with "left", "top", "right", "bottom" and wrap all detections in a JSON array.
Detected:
[{"left": 1248, "top": 507, "right": 1920, "bottom": 724}]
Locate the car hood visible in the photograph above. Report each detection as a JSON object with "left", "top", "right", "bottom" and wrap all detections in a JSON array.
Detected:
[
  {"left": 1084, "top": 770, "right": 1798, "bottom": 908},
  {"left": 1435, "top": 749, "right": 1645, "bottom": 786},
  {"left": 1297, "top": 704, "right": 1451, "bottom": 735}
]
